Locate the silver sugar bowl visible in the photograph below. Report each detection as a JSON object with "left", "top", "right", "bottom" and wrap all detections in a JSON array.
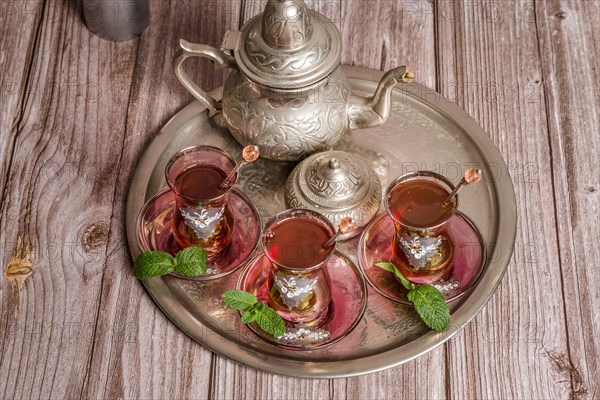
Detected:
[
  {"left": 284, "top": 151, "right": 382, "bottom": 240},
  {"left": 173, "top": 0, "right": 414, "bottom": 161}
]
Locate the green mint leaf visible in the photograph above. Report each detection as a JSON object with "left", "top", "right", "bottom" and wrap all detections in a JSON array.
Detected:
[
  {"left": 241, "top": 309, "right": 257, "bottom": 324},
  {"left": 254, "top": 302, "right": 286, "bottom": 337},
  {"left": 174, "top": 246, "right": 208, "bottom": 276},
  {"left": 375, "top": 260, "right": 450, "bottom": 331},
  {"left": 222, "top": 290, "right": 258, "bottom": 311},
  {"left": 375, "top": 262, "right": 415, "bottom": 290},
  {"left": 134, "top": 251, "right": 175, "bottom": 279},
  {"left": 222, "top": 291, "right": 286, "bottom": 336},
  {"left": 407, "top": 284, "right": 450, "bottom": 331}
]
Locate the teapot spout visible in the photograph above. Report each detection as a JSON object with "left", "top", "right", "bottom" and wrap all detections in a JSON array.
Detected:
[{"left": 347, "top": 66, "right": 414, "bottom": 130}]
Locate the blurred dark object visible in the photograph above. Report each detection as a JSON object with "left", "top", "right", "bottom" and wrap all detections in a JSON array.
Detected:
[{"left": 83, "top": 0, "right": 150, "bottom": 41}]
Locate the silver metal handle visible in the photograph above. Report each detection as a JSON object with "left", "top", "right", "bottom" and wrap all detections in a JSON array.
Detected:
[{"left": 173, "top": 39, "right": 236, "bottom": 115}]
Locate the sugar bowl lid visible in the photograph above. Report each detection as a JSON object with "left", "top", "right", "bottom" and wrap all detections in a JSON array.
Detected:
[
  {"left": 285, "top": 151, "right": 382, "bottom": 240},
  {"left": 222, "top": 0, "right": 342, "bottom": 89}
]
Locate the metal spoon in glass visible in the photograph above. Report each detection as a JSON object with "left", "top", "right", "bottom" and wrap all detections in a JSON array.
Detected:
[
  {"left": 220, "top": 145, "right": 260, "bottom": 189},
  {"left": 442, "top": 167, "right": 483, "bottom": 207},
  {"left": 323, "top": 217, "right": 357, "bottom": 248}
]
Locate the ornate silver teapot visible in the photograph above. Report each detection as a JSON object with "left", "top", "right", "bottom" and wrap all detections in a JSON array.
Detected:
[{"left": 173, "top": 0, "right": 414, "bottom": 161}]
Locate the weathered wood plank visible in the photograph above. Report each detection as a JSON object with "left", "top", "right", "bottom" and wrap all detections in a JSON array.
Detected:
[
  {"left": 0, "top": 0, "right": 43, "bottom": 201},
  {"left": 340, "top": 0, "right": 437, "bottom": 89},
  {"left": 211, "top": 1, "right": 336, "bottom": 397},
  {"left": 0, "top": 0, "right": 139, "bottom": 397},
  {"left": 335, "top": 1, "right": 443, "bottom": 398},
  {"left": 436, "top": 0, "right": 575, "bottom": 398},
  {"left": 535, "top": 1, "right": 600, "bottom": 398},
  {"left": 333, "top": 347, "right": 446, "bottom": 400},
  {"left": 79, "top": 0, "right": 242, "bottom": 398},
  {"left": 212, "top": 358, "right": 332, "bottom": 400}
]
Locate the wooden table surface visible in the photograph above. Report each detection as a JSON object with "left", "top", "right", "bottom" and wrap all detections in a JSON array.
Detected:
[{"left": 1, "top": 0, "right": 598, "bottom": 398}]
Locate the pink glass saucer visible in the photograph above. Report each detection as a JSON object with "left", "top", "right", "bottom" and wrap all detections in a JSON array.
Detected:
[
  {"left": 237, "top": 250, "right": 367, "bottom": 350},
  {"left": 136, "top": 187, "right": 261, "bottom": 281},
  {"left": 358, "top": 211, "right": 485, "bottom": 304}
]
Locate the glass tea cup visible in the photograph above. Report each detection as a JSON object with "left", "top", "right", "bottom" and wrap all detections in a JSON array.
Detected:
[
  {"left": 384, "top": 171, "right": 459, "bottom": 284},
  {"left": 262, "top": 209, "right": 336, "bottom": 326},
  {"left": 165, "top": 145, "right": 238, "bottom": 261}
]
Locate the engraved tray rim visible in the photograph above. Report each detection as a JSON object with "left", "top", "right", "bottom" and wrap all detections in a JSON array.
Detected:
[{"left": 125, "top": 66, "right": 517, "bottom": 378}]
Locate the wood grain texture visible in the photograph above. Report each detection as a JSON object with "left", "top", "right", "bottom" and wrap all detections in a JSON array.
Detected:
[
  {"left": 0, "top": 0, "right": 139, "bottom": 397},
  {"left": 79, "top": 0, "right": 242, "bottom": 398},
  {"left": 0, "top": 0, "right": 598, "bottom": 398},
  {"left": 436, "top": 0, "right": 571, "bottom": 398},
  {"left": 335, "top": 1, "right": 445, "bottom": 398},
  {"left": 0, "top": 0, "right": 43, "bottom": 207},
  {"left": 534, "top": 1, "right": 600, "bottom": 398},
  {"left": 436, "top": 0, "right": 598, "bottom": 398}
]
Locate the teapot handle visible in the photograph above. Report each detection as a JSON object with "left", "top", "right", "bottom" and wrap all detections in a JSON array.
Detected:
[{"left": 173, "top": 39, "right": 236, "bottom": 115}]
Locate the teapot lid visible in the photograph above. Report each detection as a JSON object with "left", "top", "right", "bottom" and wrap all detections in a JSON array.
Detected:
[
  {"left": 222, "top": 0, "right": 342, "bottom": 89},
  {"left": 284, "top": 151, "right": 382, "bottom": 240}
]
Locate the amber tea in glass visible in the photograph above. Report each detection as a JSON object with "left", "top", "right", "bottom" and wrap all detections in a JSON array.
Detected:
[
  {"left": 262, "top": 209, "right": 336, "bottom": 325},
  {"left": 385, "top": 171, "right": 458, "bottom": 284},
  {"left": 166, "top": 146, "right": 237, "bottom": 260}
]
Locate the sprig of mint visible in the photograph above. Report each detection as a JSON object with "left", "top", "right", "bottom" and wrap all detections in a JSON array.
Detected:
[
  {"left": 222, "top": 290, "right": 286, "bottom": 337},
  {"left": 375, "top": 262, "right": 450, "bottom": 331},
  {"left": 134, "top": 247, "right": 208, "bottom": 279}
]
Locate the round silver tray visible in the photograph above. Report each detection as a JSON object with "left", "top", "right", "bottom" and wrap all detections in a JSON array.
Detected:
[{"left": 126, "top": 66, "right": 517, "bottom": 378}]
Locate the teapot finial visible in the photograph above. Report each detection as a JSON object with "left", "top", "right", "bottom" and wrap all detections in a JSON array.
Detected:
[{"left": 262, "top": 0, "right": 312, "bottom": 50}]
